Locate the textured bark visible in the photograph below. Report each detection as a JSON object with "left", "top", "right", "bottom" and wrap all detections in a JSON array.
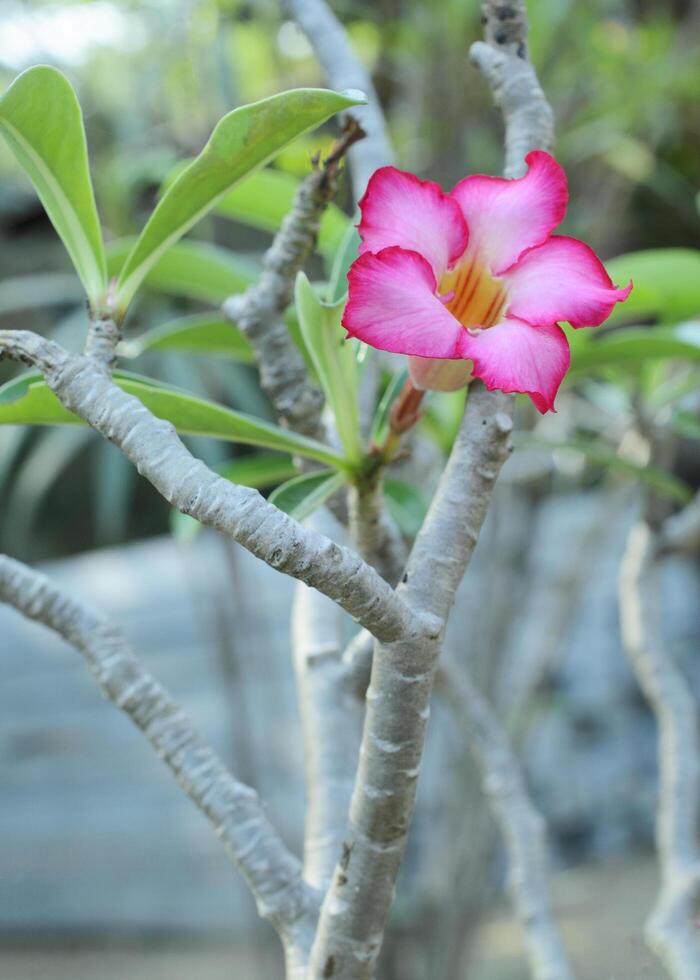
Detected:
[
  {"left": 347, "top": 479, "right": 407, "bottom": 586},
  {"left": 284, "top": 0, "right": 394, "bottom": 196},
  {"left": 0, "top": 330, "right": 419, "bottom": 645},
  {"left": 308, "top": 385, "right": 513, "bottom": 978},
  {"left": 292, "top": 515, "right": 364, "bottom": 892},
  {"left": 0, "top": 554, "right": 317, "bottom": 953},
  {"left": 619, "top": 523, "right": 700, "bottom": 979}
]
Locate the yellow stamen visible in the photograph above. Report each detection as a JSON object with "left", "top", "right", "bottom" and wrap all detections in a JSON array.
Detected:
[{"left": 439, "top": 257, "right": 506, "bottom": 329}]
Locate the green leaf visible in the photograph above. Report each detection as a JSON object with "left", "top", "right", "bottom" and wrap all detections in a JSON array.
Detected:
[
  {"left": 295, "top": 272, "right": 361, "bottom": 461},
  {"left": 107, "top": 238, "right": 257, "bottom": 305},
  {"left": 604, "top": 249, "right": 700, "bottom": 326},
  {"left": 328, "top": 222, "right": 360, "bottom": 303},
  {"left": 370, "top": 369, "right": 409, "bottom": 447},
  {"left": 0, "top": 371, "right": 349, "bottom": 469},
  {"left": 384, "top": 479, "right": 428, "bottom": 538},
  {"left": 0, "top": 66, "right": 106, "bottom": 304},
  {"left": 120, "top": 313, "right": 254, "bottom": 363},
  {"left": 217, "top": 452, "right": 297, "bottom": 489},
  {"left": 215, "top": 168, "right": 349, "bottom": 261},
  {"left": 513, "top": 433, "right": 692, "bottom": 504},
  {"left": 114, "top": 88, "right": 365, "bottom": 313},
  {"left": 671, "top": 411, "right": 700, "bottom": 440},
  {"left": 569, "top": 326, "right": 700, "bottom": 375},
  {"left": 268, "top": 469, "right": 346, "bottom": 521}
]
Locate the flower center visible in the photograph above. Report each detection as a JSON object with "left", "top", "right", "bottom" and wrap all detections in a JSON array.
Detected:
[{"left": 438, "top": 256, "right": 506, "bottom": 331}]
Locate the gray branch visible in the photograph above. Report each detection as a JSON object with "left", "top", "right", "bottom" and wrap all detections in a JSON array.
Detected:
[
  {"left": 619, "top": 522, "right": 700, "bottom": 979},
  {"left": 0, "top": 553, "right": 317, "bottom": 953},
  {"left": 438, "top": 665, "right": 573, "bottom": 980},
  {"left": 308, "top": 384, "right": 513, "bottom": 978},
  {"left": 0, "top": 329, "right": 422, "bottom": 646},
  {"left": 222, "top": 128, "right": 363, "bottom": 441},
  {"left": 284, "top": 0, "right": 393, "bottom": 196},
  {"left": 347, "top": 479, "right": 408, "bottom": 586},
  {"left": 292, "top": 515, "right": 364, "bottom": 893}
]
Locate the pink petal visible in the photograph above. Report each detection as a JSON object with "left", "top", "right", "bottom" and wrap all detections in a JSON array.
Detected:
[
  {"left": 463, "top": 318, "right": 570, "bottom": 413},
  {"left": 358, "top": 167, "right": 468, "bottom": 279},
  {"left": 343, "top": 247, "right": 471, "bottom": 358},
  {"left": 504, "top": 235, "right": 633, "bottom": 328},
  {"left": 451, "top": 151, "right": 568, "bottom": 275}
]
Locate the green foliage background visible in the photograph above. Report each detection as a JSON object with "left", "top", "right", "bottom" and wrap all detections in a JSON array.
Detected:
[{"left": 0, "top": 0, "right": 698, "bottom": 558}]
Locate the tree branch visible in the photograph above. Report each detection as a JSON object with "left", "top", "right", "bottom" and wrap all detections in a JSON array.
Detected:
[
  {"left": 470, "top": 0, "right": 554, "bottom": 179},
  {"left": 292, "top": 515, "right": 363, "bottom": 892},
  {"left": 437, "top": 665, "right": 573, "bottom": 980},
  {"left": 347, "top": 478, "right": 407, "bottom": 586},
  {"left": 0, "top": 553, "right": 317, "bottom": 953},
  {"left": 307, "top": 385, "right": 512, "bottom": 978},
  {"left": 284, "top": 0, "right": 393, "bottom": 196},
  {"left": 222, "top": 121, "right": 364, "bottom": 441},
  {"left": 0, "top": 329, "right": 422, "bottom": 646},
  {"left": 619, "top": 522, "right": 700, "bottom": 979}
]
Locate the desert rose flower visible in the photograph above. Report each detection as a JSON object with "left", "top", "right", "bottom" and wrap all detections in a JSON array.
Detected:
[{"left": 343, "top": 151, "right": 631, "bottom": 413}]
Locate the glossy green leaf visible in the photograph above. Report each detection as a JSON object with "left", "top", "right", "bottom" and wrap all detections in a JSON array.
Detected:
[
  {"left": 295, "top": 272, "right": 361, "bottom": 461},
  {"left": 0, "top": 66, "right": 106, "bottom": 304},
  {"left": 0, "top": 371, "right": 349, "bottom": 468},
  {"left": 384, "top": 479, "right": 428, "bottom": 538},
  {"left": 604, "top": 249, "right": 700, "bottom": 326},
  {"left": 120, "top": 314, "right": 254, "bottom": 363},
  {"left": 107, "top": 238, "right": 257, "bottom": 305},
  {"left": 268, "top": 469, "right": 346, "bottom": 521},
  {"left": 570, "top": 326, "right": 700, "bottom": 375},
  {"left": 513, "top": 432, "right": 692, "bottom": 503},
  {"left": 114, "top": 88, "right": 365, "bottom": 313}
]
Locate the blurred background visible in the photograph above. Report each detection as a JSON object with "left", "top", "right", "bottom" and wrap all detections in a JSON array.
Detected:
[{"left": 0, "top": 1, "right": 698, "bottom": 977}]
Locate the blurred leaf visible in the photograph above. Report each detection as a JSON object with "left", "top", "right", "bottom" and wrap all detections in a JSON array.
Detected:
[
  {"left": 513, "top": 433, "right": 692, "bottom": 503},
  {"left": 6, "top": 426, "right": 94, "bottom": 539},
  {"left": 671, "top": 411, "right": 700, "bottom": 440},
  {"left": 215, "top": 168, "right": 349, "bottom": 260},
  {"left": 570, "top": 326, "right": 700, "bottom": 375},
  {"left": 371, "top": 369, "right": 408, "bottom": 447},
  {"left": 0, "top": 66, "right": 106, "bottom": 304},
  {"left": 93, "top": 439, "right": 135, "bottom": 544},
  {"left": 218, "top": 452, "right": 297, "bottom": 489},
  {"left": 0, "top": 371, "right": 349, "bottom": 469},
  {"left": 604, "top": 249, "right": 700, "bottom": 326},
  {"left": 295, "top": 272, "right": 361, "bottom": 461},
  {"left": 115, "top": 88, "right": 365, "bottom": 313},
  {"left": 328, "top": 222, "right": 360, "bottom": 303},
  {"left": 384, "top": 479, "right": 428, "bottom": 538},
  {"left": 0, "top": 273, "right": 84, "bottom": 314},
  {"left": 107, "top": 238, "right": 257, "bottom": 305},
  {"left": 120, "top": 313, "right": 254, "bottom": 363},
  {"left": 268, "top": 469, "right": 346, "bottom": 521}
]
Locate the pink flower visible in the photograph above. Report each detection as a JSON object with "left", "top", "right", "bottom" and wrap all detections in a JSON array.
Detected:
[{"left": 343, "top": 151, "right": 632, "bottom": 413}]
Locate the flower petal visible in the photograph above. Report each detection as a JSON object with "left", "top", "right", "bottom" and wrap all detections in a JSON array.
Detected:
[
  {"left": 358, "top": 167, "right": 468, "bottom": 279},
  {"left": 450, "top": 151, "right": 568, "bottom": 275},
  {"left": 463, "top": 317, "right": 570, "bottom": 413},
  {"left": 504, "top": 235, "right": 633, "bottom": 328},
  {"left": 343, "top": 246, "right": 471, "bottom": 358}
]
